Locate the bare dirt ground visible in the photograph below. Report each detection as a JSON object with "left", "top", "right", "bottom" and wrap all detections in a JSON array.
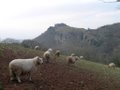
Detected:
[{"left": 0, "top": 55, "right": 120, "bottom": 90}]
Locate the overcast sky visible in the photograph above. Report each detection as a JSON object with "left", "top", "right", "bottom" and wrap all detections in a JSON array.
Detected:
[{"left": 0, "top": 0, "right": 120, "bottom": 40}]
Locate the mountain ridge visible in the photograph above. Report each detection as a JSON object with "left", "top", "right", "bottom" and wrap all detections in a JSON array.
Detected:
[
  {"left": 1, "top": 38, "right": 22, "bottom": 44},
  {"left": 33, "top": 22, "right": 120, "bottom": 63}
]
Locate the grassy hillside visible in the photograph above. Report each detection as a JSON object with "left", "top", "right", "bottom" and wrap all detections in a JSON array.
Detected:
[
  {"left": 0, "top": 44, "right": 120, "bottom": 90},
  {"left": 59, "top": 55, "right": 120, "bottom": 81},
  {"left": 0, "top": 43, "right": 44, "bottom": 59},
  {"left": 76, "top": 60, "right": 120, "bottom": 80},
  {"left": 58, "top": 56, "right": 120, "bottom": 90}
]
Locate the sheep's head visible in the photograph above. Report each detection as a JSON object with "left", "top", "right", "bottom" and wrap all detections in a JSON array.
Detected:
[
  {"left": 75, "top": 56, "right": 79, "bottom": 61},
  {"left": 34, "top": 56, "right": 43, "bottom": 65},
  {"left": 55, "top": 50, "right": 60, "bottom": 56}
]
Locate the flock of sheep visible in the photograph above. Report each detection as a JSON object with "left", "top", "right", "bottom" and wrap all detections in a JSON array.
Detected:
[
  {"left": 8, "top": 47, "right": 62, "bottom": 83},
  {"left": 8, "top": 46, "right": 116, "bottom": 83}
]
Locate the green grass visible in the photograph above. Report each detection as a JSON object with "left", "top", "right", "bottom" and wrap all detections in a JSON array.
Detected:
[
  {"left": 75, "top": 59, "right": 120, "bottom": 82},
  {"left": 56, "top": 55, "right": 120, "bottom": 84},
  {"left": 0, "top": 43, "right": 44, "bottom": 59}
]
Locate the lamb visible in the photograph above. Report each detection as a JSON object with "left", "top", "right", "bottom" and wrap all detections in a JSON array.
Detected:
[
  {"left": 9, "top": 56, "right": 43, "bottom": 83},
  {"left": 55, "top": 50, "right": 60, "bottom": 57},
  {"left": 108, "top": 62, "right": 116, "bottom": 68},
  {"left": 43, "top": 48, "right": 53, "bottom": 63},
  {"left": 34, "top": 46, "right": 39, "bottom": 50}
]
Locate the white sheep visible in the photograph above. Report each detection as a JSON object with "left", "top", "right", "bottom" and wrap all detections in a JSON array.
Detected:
[
  {"left": 34, "top": 46, "right": 39, "bottom": 50},
  {"left": 55, "top": 50, "right": 60, "bottom": 57},
  {"left": 108, "top": 62, "right": 116, "bottom": 68},
  {"left": 80, "top": 56, "right": 84, "bottom": 59},
  {"left": 43, "top": 48, "right": 53, "bottom": 63},
  {"left": 9, "top": 56, "right": 43, "bottom": 83}
]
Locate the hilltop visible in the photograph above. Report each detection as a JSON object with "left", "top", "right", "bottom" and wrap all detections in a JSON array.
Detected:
[{"left": 34, "top": 23, "right": 86, "bottom": 50}]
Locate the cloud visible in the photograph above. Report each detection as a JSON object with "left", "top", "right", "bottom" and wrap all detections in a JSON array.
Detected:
[{"left": 0, "top": 0, "right": 119, "bottom": 39}]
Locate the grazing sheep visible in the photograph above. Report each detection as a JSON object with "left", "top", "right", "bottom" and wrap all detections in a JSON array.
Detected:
[
  {"left": 55, "top": 50, "right": 60, "bottom": 57},
  {"left": 67, "top": 55, "right": 79, "bottom": 64},
  {"left": 67, "top": 56, "right": 75, "bottom": 64},
  {"left": 43, "top": 48, "right": 53, "bottom": 63},
  {"left": 108, "top": 62, "right": 116, "bottom": 68},
  {"left": 9, "top": 56, "right": 43, "bottom": 83},
  {"left": 34, "top": 46, "right": 39, "bottom": 50},
  {"left": 80, "top": 56, "right": 84, "bottom": 59}
]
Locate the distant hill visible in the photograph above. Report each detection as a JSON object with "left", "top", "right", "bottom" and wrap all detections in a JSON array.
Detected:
[
  {"left": 1, "top": 38, "right": 22, "bottom": 44},
  {"left": 33, "top": 23, "right": 120, "bottom": 64}
]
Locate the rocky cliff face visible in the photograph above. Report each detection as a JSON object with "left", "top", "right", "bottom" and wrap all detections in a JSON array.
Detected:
[
  {"left": 34, "top": 23, "right": 86, "bottom": 50},
  {"left": 34, "top": 23, "right": 120, "bottom": 51}
]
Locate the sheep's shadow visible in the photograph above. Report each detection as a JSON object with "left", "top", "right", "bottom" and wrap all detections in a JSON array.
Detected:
[{"left": 9, "top": 78, "right": 35, "bottom": 84}]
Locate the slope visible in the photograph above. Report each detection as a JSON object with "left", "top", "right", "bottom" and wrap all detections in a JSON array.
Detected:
[{"left": 0, "top": 44, "right": 120, "bottom": 90}]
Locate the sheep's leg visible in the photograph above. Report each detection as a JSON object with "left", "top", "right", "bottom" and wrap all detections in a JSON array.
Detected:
[
  {"left": 15, "top": 69, "right": 22, "bottom": 83},
  {"left": 29, "top": 76, "right": 32, "bottom": 81},
  {"left": 46, "top": 58, "right": 50, "bottom": 63},
  {"left": 46, "top": 59, "right": 49, "bottom": 63},
  {"left": 28, "top": 72, "right": 32, "bottom": 81},
  {"left": 9, "top": 69, "right": 14, "bottom": 80},
  {"left": 9, "top": 69, "right": 16, "bottom": 81},
  {"left": 28, "top": 72, "right": 34, "bottom": 83},
  {"left": 10, "top": 77, "right": 14, "bottom": 81},
  {"left": 16, "top": 76, "right": 21, "bottom": 83}
]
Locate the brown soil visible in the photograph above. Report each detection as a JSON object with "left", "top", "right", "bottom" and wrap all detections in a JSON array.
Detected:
[{"left": 0, "top": 56, "right": 120, "bottom": 90}]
